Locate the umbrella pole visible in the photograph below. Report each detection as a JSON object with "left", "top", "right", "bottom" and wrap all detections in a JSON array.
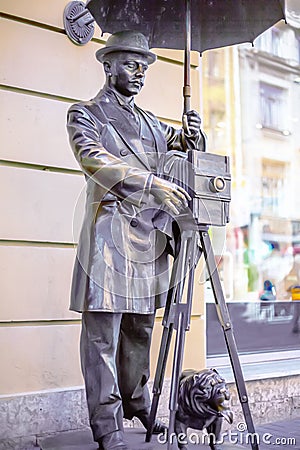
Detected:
[{"left": 183, "top": 0, "right": 191, "bottom": 114}]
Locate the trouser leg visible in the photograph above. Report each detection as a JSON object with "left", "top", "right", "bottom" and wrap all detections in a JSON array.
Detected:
[
  {"left": 117, "top": 312, "right": 156, "bottom": 419},
  {"left": 80, "top": 311, "right": 124, "bottom": 441}
]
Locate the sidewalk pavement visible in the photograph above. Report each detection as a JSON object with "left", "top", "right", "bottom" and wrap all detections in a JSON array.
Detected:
[{"left": 38, "top": 417, "right": 300, "bottom": 450}]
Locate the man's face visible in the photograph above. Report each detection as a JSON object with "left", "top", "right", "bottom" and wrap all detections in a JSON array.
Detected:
[{"left": 107, "top": 52, "right": 149, "bottom": 97}]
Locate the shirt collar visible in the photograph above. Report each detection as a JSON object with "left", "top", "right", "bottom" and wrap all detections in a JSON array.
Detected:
[{"left": 105, "top": 87, "right": 135, "bottom": 110}]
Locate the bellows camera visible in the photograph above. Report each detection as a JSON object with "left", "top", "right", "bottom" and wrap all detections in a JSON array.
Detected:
[{"left": 158, "top": 150, "right": 231, "bottom": 227}]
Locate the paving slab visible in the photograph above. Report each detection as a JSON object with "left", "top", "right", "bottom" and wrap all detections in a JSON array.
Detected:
[
  {"left": 255, "top": 418, "right": 300, "bottom": 449},
  {"left": 38, "top": 428, "right": 245, "bottom": 450}
]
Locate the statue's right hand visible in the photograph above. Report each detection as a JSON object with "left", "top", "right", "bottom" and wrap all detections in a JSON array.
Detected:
[{"left": 150, "top": 176, "right": 191, "bottom": 215}]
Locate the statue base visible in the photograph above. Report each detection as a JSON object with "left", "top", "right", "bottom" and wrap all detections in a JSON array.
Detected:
[{"left": 38, "top": 427, "right": 246, "bottom": 449}]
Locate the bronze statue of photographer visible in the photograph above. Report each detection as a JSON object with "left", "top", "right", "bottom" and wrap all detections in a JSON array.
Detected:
[{"left": 67, "top": 30, "right": 205, "bottom": 450}]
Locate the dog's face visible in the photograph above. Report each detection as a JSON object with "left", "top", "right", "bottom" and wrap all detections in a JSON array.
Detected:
[
  {"left": 178, "top": 368, "right": 233, "bottom": 424},
  {"left": 206, "top": 371, "right": 232, "bottom": 423}
]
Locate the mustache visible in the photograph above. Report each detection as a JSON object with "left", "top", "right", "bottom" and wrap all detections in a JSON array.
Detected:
[{"left": 130, "top": 80, "right": 144, "bottom": 88}]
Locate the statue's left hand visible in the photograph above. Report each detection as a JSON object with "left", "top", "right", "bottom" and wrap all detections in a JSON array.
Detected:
[{"left": 183, "top": 110, "right": 201, "bottom": 135}]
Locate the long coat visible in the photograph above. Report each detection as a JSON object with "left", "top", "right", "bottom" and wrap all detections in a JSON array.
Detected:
[{"left": 67, "top": 87, "right": 203, "bottom": 314}]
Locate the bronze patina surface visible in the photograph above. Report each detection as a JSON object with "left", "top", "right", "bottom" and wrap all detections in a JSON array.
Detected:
[{"left": 67, "top": 30, "right": 203, "bottom": 449}]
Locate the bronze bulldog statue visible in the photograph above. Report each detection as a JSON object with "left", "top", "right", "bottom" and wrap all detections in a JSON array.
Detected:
[{"left": 175, "top": 368, "right": 233, "bottom": 450}]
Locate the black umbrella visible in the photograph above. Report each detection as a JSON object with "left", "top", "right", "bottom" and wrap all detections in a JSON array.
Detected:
[{"left": 86, "top": 0, "right": 286, "bottom": 114}]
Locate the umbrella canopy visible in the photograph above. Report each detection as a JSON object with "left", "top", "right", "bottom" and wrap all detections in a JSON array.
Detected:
[
  {"left": 86, "top": 0, "right": 285, "bottom": 54},
  {"left": 86, "top": 0, "right": 286, "bottom": 115}
]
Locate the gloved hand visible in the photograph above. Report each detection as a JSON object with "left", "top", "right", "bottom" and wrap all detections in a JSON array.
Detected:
[
  {"left": 150, "top": 175, "right": 191, "bottom": 215},
  {"left": 182, "top": 110, "right": 202, "bottom": 135}
]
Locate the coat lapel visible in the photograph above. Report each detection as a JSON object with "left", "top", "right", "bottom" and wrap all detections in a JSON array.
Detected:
[{"left": 96, "top": 94, "right": 151, "bottom": 171}]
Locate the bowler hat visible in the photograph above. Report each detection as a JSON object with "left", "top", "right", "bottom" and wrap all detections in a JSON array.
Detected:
[{"left": 96, "top": 30, "right": 156, "bottom": 64}]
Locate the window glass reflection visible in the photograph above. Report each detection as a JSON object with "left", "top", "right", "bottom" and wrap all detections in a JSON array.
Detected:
[{"left": 202, "top": 21, "right": 300, "bottom": 356}]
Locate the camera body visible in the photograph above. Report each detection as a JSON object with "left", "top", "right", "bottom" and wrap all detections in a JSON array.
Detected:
[{"left": 158, "top": 150, "right": 231, "bottom": 227}]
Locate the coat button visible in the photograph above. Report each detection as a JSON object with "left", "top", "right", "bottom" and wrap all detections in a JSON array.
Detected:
[
  {"left": 130, "top": 218, "right": 138, "bottom": 227},
  {"left": 120, "top": 149, "right": 128, "bottom": 156}
]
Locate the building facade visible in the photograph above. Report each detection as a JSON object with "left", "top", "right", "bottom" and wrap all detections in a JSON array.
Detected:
[
  {"left": 1, "top": 2, "right": 300, "bottom": 449},
  {"left": 202, "top": 22, "right": 300, "bottom": 303}
]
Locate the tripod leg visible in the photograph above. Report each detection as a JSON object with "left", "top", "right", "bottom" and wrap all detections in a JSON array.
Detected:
[
  {"left": 146, "top": 231, "right": 190, "bottom": 442},
  {"left": 145, "top": 323, "right": 173, "bottom": 442},
  {"left": 200, "top": 230, "right": 259, "bottom": 450},
  {"left": 167, "top": 233, "right": 200, "bottom": 449},
  {"left": 168, "top": 308, "right": 188, "bottom": 450}
]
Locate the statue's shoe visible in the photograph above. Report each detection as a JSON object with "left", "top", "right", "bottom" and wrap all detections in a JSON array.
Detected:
[{"left": 97, "top": 431, "right": 128, "bottom": 450}]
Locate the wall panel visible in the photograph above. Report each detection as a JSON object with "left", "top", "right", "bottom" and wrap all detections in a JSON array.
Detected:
[
  {"left": 0, "top": 18, "right": 104, "bottom": 101},
  {"left": 0, "top": 90, "right": 78, "bottom": 170},
  {"left": 0, "top": 0, "right": 71, "bottom": 29},
  {"left": 0, "top": 324, "right": 83, "bottom": 394},
  {"left": 0, "top": 245, "right": 78, "bottom": 321},
  {"left": 0, "top": 166, "right": 85, "bottom": 242},
  {"left": 0, "top": 0, "right": 103, "bottom": 38}
]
